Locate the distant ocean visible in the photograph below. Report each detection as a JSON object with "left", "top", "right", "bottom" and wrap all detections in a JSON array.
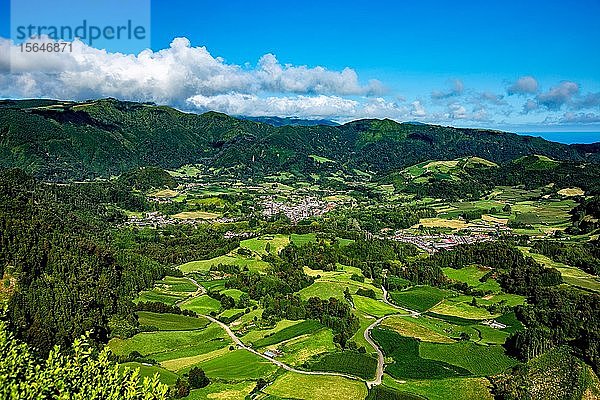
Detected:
[{"left": 518, "top": 132, "right": 600, "bottom": 144}]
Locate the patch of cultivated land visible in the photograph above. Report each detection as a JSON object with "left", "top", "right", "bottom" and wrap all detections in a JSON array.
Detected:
[
  {"left": 172, "top": 211, "right": 221, "bottom": 219},
  {"left": 239, "top": 234, "right": 290, "bottom": 255},
  {"left": 154, "top": 276, "right": 198, "bottom": 293},
  {"left": 289, "top": 233, "right": 318, "bottom": 245},
  {"left": 429, "top": 298, "right": 499, "bottom": 320},
  {"left": 263, "top": 371, "right": 368, "bottom": 400},
  {"left": 118, "top": 362, "right": 179, "bottom": 386},
  {"left": 178, "top": 254, "right": 270, "bottom": 273},
  {"left": 308, "top": 351, "right": 378, "bottom": 380},
  {"left": 389, "top": 286, "right": 453, "bottom": 312},
  {"left": 252, "top": 320, "right": 323, "bottom": 347},
  {"left": 442, "top": 266, "right": 501, "bottom": 292},
  {"left": 179, "top": 295, "right": 221, "bottom": 314},
  {"left": 352, "top": 295, "right": 400, "bottom": 317},
  {"left": 186, "top": 381, "right": 255, "bottom": 400},
  {"left": 193, "top": 349, "right": 279, "bottom": 380},
  {"left": 135, "top": 290, "right": 185, "bottom": 305},
  {"left": 381, "top": 316, "right": 455, "bottom": 343},
  {"left": 275, "top": 328, "right": 337, "bottom": 366},
  {"left": 411, "top": 217, "right": 470, "bottom": 230},
  {"left": 419, "top": 341, "right": 518, "bottom": 376},
  {"left": 557, "top": 187, "right": 585, "bottom": 197},
  {"left": 371, "top": 328, "right": 471, "bottom": 379},
  {"left": 383, "top": 375, "right": 493, "bottom": 400},
  {"left": 241, "top": 319, "right": 302, "bottom": 344},
  {"left": 108, "top": 324, "right": 231, "bottom": 369},
  {"left": 136, "top": 312, "right": 210, "bottom": 331}
]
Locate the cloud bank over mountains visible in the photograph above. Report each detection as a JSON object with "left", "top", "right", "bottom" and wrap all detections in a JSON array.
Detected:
[{"left": 0, "top": 36, "right": 598, "bottom": 126}]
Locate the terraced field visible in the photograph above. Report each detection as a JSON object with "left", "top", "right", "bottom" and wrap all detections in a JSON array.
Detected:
[
  {"left": 264, "top": 372, "right": 368, "bottom": 400},
  {"left": 389, "top": 286, "right": 453, "bottom": 312}
]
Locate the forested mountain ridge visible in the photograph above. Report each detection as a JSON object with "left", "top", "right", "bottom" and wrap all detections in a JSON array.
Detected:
[{"left": 1, "top": 98, "right": 598, "bottom": 181}]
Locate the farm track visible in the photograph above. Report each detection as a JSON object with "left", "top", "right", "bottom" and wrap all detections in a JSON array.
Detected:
[
  {"left": 176, "top": 276, "right": 205, "bottom": 306},
  {"left": 180, "top": 276, "right": 422, "bottom": 388}
]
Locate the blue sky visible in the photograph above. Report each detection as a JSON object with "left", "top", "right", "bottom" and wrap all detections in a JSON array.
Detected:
[{"left": 1, "top": 0, "right": 599, "bottom": 131}]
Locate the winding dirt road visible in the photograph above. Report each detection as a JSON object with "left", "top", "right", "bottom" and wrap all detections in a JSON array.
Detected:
[{"left": 364, "top": 317, "right": 386, "bottom": 387}]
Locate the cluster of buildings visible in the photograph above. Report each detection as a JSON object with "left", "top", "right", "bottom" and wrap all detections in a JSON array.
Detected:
[
  {"left": 125, "top": 212, "right": 175, "bottom": 228},
  {"left": 261, "top": 197, "right": 335, "bottom": 223},
  {"left": 390, "top": 233, "right": 494, "bottom": 254},
  {"left": 124, "top": 212, "right": 235, "bottom": 228},
  {"left": 481, "top": 319, "right": 508, "bottom": 329}
]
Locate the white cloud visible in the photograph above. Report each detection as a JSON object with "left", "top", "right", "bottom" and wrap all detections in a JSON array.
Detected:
[
  {"left": 561, "top": 112, "right": 600, "bottom": 124},
  {"left": 186, "top": 92, "right": 410, "bottom": 121},
  {"left": 410, "top": 100, "right": 426, "bottom": 117},
  {"left": 186, "top": 93, "right": 359, "bottom": 118},
  {"left": 521, "top": 98, "right": 538, "bottom": 114},
  {"left": 431, "top": 79, "right": 464, "bottom": 100},
  {"left": 507, "top": 76, "right": 538, "bottom": 95},
  {"left": 536, "top": 81, "right": 579, "bottom": 110},
  {"left": 0, "top": 36, "right": 384, "bottom": 106},
  {"left": 445, "top": 103, "right": 467, "bottom": 119}
]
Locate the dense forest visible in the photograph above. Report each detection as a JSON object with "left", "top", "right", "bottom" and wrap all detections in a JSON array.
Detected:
[{"left": 0, "top": 169, "right": 236, "bottom": 354}]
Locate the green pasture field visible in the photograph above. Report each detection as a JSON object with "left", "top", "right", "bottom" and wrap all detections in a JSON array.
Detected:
[
  {"left": 351, "top": 313, "right": 377, "bottom": 354},
  {"left": 352, "top": 295, "right": 400, "bottom": 317},
  {"left": 198, "top": 278, "right": 228, "bottom": 292},
  {"left": 263, "top": 371, "right": 368, "bottom": 400},
  {"left": 337, "top": 237, "right": 356, "bottom": 246},
  {"left": 135, "top": 290, "right": 185, "bottom": 305},
  {"left": 382, "top": 376, "right": 493, "bottom": 400},
  {"left": 119, "top": 362, "right": 179, "bottom": 386},
  {"left": 371, "top": 328, "right": 470, "bottom": 379},
  {"left": 381, "top": 316, "right": 455, "bottom": 343},
  {"left": 298, "top": 281, "right": 350, "bottom": 301},
  {"left": 419, "top": 341, "right": 519, "bottom": 376},
  {"left": 219, "top": 308, "right": 246, "bottom": 319},
  {"left": 109, "top": 324, "right": 229, "bottom": 361},
  {"left": 276, "top": 328, "right": 337, "bottom": 367},
  {"left": 193, "top": 349, "right": 279, "bottom": 380},
  {"left": 495, "top": 312, "right": 524, "bottom": 334},
  {"left": 179, "top": 295, "right": 221, "bottom": 315},
  {"left": 389, "top": 286, "right": 453, "bottom": 312},
  {"left": 159, "top": 345, "right": 230, "bottom": 373},
  {"left": 474, "top": 325, "right": 510, "bottom": 345},
  {"left": 172, "top": 211, "right": 221, "bottom": 220},
  {"left": 178, "top": 254, "right": 270, "bottom": 273},
  {"left": 290, "top": 233, "right": 318, "bottom": 245},
  {"left": 136, "top": 312, "right": 209, "bottom": 331},
  {"left": 429, "top": 299, "right": 498, "bottom": 320},
  {"left": 220, "top": 288, "right": 245, "bottom": 301},
  {"left": 230, "top": 307, "right": 263, "bottom": 332},
  {"left": 442, "top": 266, "right": 501, "bottom": 293},
  {"left": 170, "top": 164, "right": 202, "bottom": 178},
  {"left": 241, "top": 319, "right": 303, "bottom": 344},
  {"left": 476, "top": 293, "right": 526, "bottom": 307},
  {"left": 385, "top": 314, "right": 478, "bottom": 341},
  {"left": 149, "top": 189, "right": 179, "bottom": 198},
  {"left": 308, "top": 351, "right": 378, "bottom": 380},
  {"left": 240, "top": 234, "right": 290, "bottom": 255},
  {"left": 154, "top": 276, "right": 197, "bottom": 293},
  {"left": 252, "top": 320, "right": 323, "bottom": 348},
  {"left": 186, "top": 381, "right": 255, "bottom": 400}
]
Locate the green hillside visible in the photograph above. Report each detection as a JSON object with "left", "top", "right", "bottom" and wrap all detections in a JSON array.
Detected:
[{"left": 0, "top": 98, "right": 598, "bottom": 181}]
